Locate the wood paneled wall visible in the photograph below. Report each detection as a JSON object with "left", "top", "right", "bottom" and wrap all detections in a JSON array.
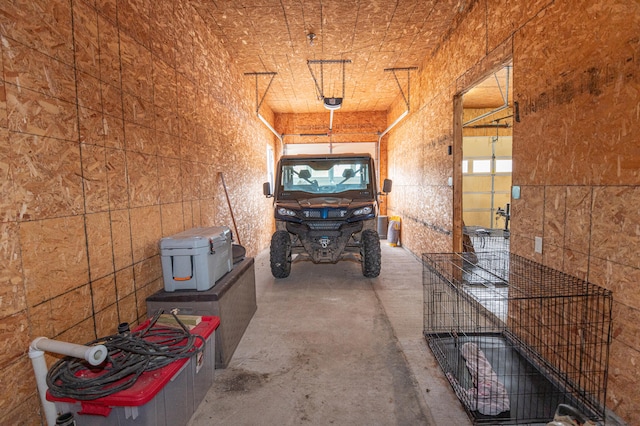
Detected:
[
  {"left": 0, "top": 1, "right": 275, "bottom": 424},
  {"left": 385, "top": 0, "right": 639, "bottom": 421}
]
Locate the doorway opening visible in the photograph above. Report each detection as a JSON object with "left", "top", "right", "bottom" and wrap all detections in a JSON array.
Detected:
[
  {"left": 458, "top": 64, "right": 513, "bottom": 258},
  {"left": 451, "top": 63, "right": 514, "bottom": 322}
]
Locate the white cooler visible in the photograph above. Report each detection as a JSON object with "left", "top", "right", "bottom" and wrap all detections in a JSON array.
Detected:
[{"left": 160, "top": 227, "right": 232, "bottom": 292}]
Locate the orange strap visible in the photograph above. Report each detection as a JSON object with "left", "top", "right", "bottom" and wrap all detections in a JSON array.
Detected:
[{"left": 173, "top": 276, "right": 192, "bottom": 281}]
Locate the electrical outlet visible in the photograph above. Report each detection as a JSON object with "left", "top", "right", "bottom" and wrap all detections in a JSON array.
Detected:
[{"left": 534, "top": 236, "right": 543, "bottom": 254}]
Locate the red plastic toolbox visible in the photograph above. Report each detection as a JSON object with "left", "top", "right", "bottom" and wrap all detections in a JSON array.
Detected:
[{"left": 47, "top": 316, "right": 219, "bottom": 426}]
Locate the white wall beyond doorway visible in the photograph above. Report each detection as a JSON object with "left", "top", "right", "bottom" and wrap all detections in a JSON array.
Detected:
[{"left": 284, "top": 142, "right": 377, "bottom": 158}]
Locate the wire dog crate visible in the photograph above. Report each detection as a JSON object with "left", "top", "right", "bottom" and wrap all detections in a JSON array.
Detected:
[
  {"left": 423, "top": 253, "right": 612, "bottom": 424},
  {"left": 463, "top": 227, "right": 510, "bottom": 282}
]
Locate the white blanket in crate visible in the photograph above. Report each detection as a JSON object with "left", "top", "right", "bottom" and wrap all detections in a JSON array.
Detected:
[{"left": 447, "top": 342, "right": 510, "bottom": 415}]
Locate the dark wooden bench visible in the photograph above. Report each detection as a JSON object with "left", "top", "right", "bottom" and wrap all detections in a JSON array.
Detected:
[{"left": 146, "top": 257, "right": 257, "bottom": 368}]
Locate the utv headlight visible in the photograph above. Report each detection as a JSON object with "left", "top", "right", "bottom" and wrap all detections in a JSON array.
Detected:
[
  {"left": 353, "top": 206, "right": 373, "bottom": 216},
  {"left": 277, "top": 207, "right": 297, "bottom": 217}
]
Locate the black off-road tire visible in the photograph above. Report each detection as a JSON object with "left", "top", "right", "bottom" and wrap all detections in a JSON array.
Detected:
[
  {"left": 270, "top": 230, "right": 292, "bottom": 278},
  {"left": 361, "top": 229, "right": 381, "bottom": 278}
]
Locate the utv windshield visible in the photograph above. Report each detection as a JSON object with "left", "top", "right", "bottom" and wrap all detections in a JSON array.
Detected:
[{"left": 279, "top": 157, "right": 373, "bottom": 196}]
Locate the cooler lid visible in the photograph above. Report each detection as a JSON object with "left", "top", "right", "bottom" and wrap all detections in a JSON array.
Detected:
[{"left": 160, "top": 226, "right": 230, "bottom": 250}]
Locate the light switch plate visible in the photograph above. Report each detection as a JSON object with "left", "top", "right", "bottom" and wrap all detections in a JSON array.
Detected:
[
  {"left": 512, "top": 185, "right": 521, "bottom": 199},
  {"left": 534, "top": 236, "right": 543, "bottom": 254}
]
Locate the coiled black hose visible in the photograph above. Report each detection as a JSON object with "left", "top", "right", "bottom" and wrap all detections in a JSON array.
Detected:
[{"left": 46, "top": 312, "right": 205, "bottom": 400}]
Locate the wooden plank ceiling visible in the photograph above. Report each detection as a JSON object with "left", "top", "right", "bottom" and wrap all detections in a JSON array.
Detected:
[{"left": 192, "top": 0, "right": 509, "bottom": 114}]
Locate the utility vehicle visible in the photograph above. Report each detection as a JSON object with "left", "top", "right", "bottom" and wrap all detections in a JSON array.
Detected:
[{"left": 263, "top": 153, "right": 392, "bottom": 278}]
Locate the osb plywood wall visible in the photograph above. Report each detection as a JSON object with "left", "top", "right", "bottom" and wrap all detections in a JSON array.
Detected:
[
  {"left": 385, "top": 0, "right": 639, "bottom": 422},
  {"left": 275, "top": 111, "right": 385, "bottom": 144},
  {"left": 0, "top": 1, "right": 275, "bottom": 424}
]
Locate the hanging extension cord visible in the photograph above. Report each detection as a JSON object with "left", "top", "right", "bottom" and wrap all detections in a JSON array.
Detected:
[{"left": 46, "top": 311, "right": 205, "bottom": 400}]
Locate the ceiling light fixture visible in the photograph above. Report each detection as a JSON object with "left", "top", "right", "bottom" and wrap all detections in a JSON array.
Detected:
[{"left": 307, "top": 32, "right": 316, "bottom": 47}]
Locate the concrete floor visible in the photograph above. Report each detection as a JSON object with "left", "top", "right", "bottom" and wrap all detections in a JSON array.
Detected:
[{"left": 188, "top": 243, "right": 471, "bottom": 426}]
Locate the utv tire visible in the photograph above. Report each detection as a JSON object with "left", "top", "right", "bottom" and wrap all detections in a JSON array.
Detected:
[
  {"left": 270, "top": 230, "right": 292, "bottom": 278},
  {"left": 361, "top": 229, "right": 381, "bottom": 278}
]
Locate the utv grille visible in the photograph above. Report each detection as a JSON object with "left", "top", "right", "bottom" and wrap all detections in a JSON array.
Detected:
[
  {"left": 303, "top": 210, "right": 321, "bottom": 218},
  {"left": 303, "top": 209, "right": 348, "bottom": 219},
  {"left": 307, "top": 221, "right": 342, "bottom": 231}
]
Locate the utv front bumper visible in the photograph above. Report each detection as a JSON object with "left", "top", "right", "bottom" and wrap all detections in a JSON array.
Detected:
[{"left": 278, "top": 219, "right": 376, "bottom": 263}]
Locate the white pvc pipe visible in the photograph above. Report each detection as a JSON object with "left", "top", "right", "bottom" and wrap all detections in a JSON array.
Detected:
[
  {"left": 329, "top": 108, "right": 334, "bottom": 132},
  {"left": 377, "top": 109, "right": 409, "bottom": 189},
  {"left": 29, "top": 348, "right": 57, "bottom": 426},
  {"left": 379, "top": 109, "right": 409, "bottom": 141},
  {"left": 29, "top": 338, "right": 108, "bottom": 426},
  {"left": 31, "top": 337, "right": 108, "bottom": 366},
  {"left": 258, "top": 113, "right": 283, "bottom": 143}
]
